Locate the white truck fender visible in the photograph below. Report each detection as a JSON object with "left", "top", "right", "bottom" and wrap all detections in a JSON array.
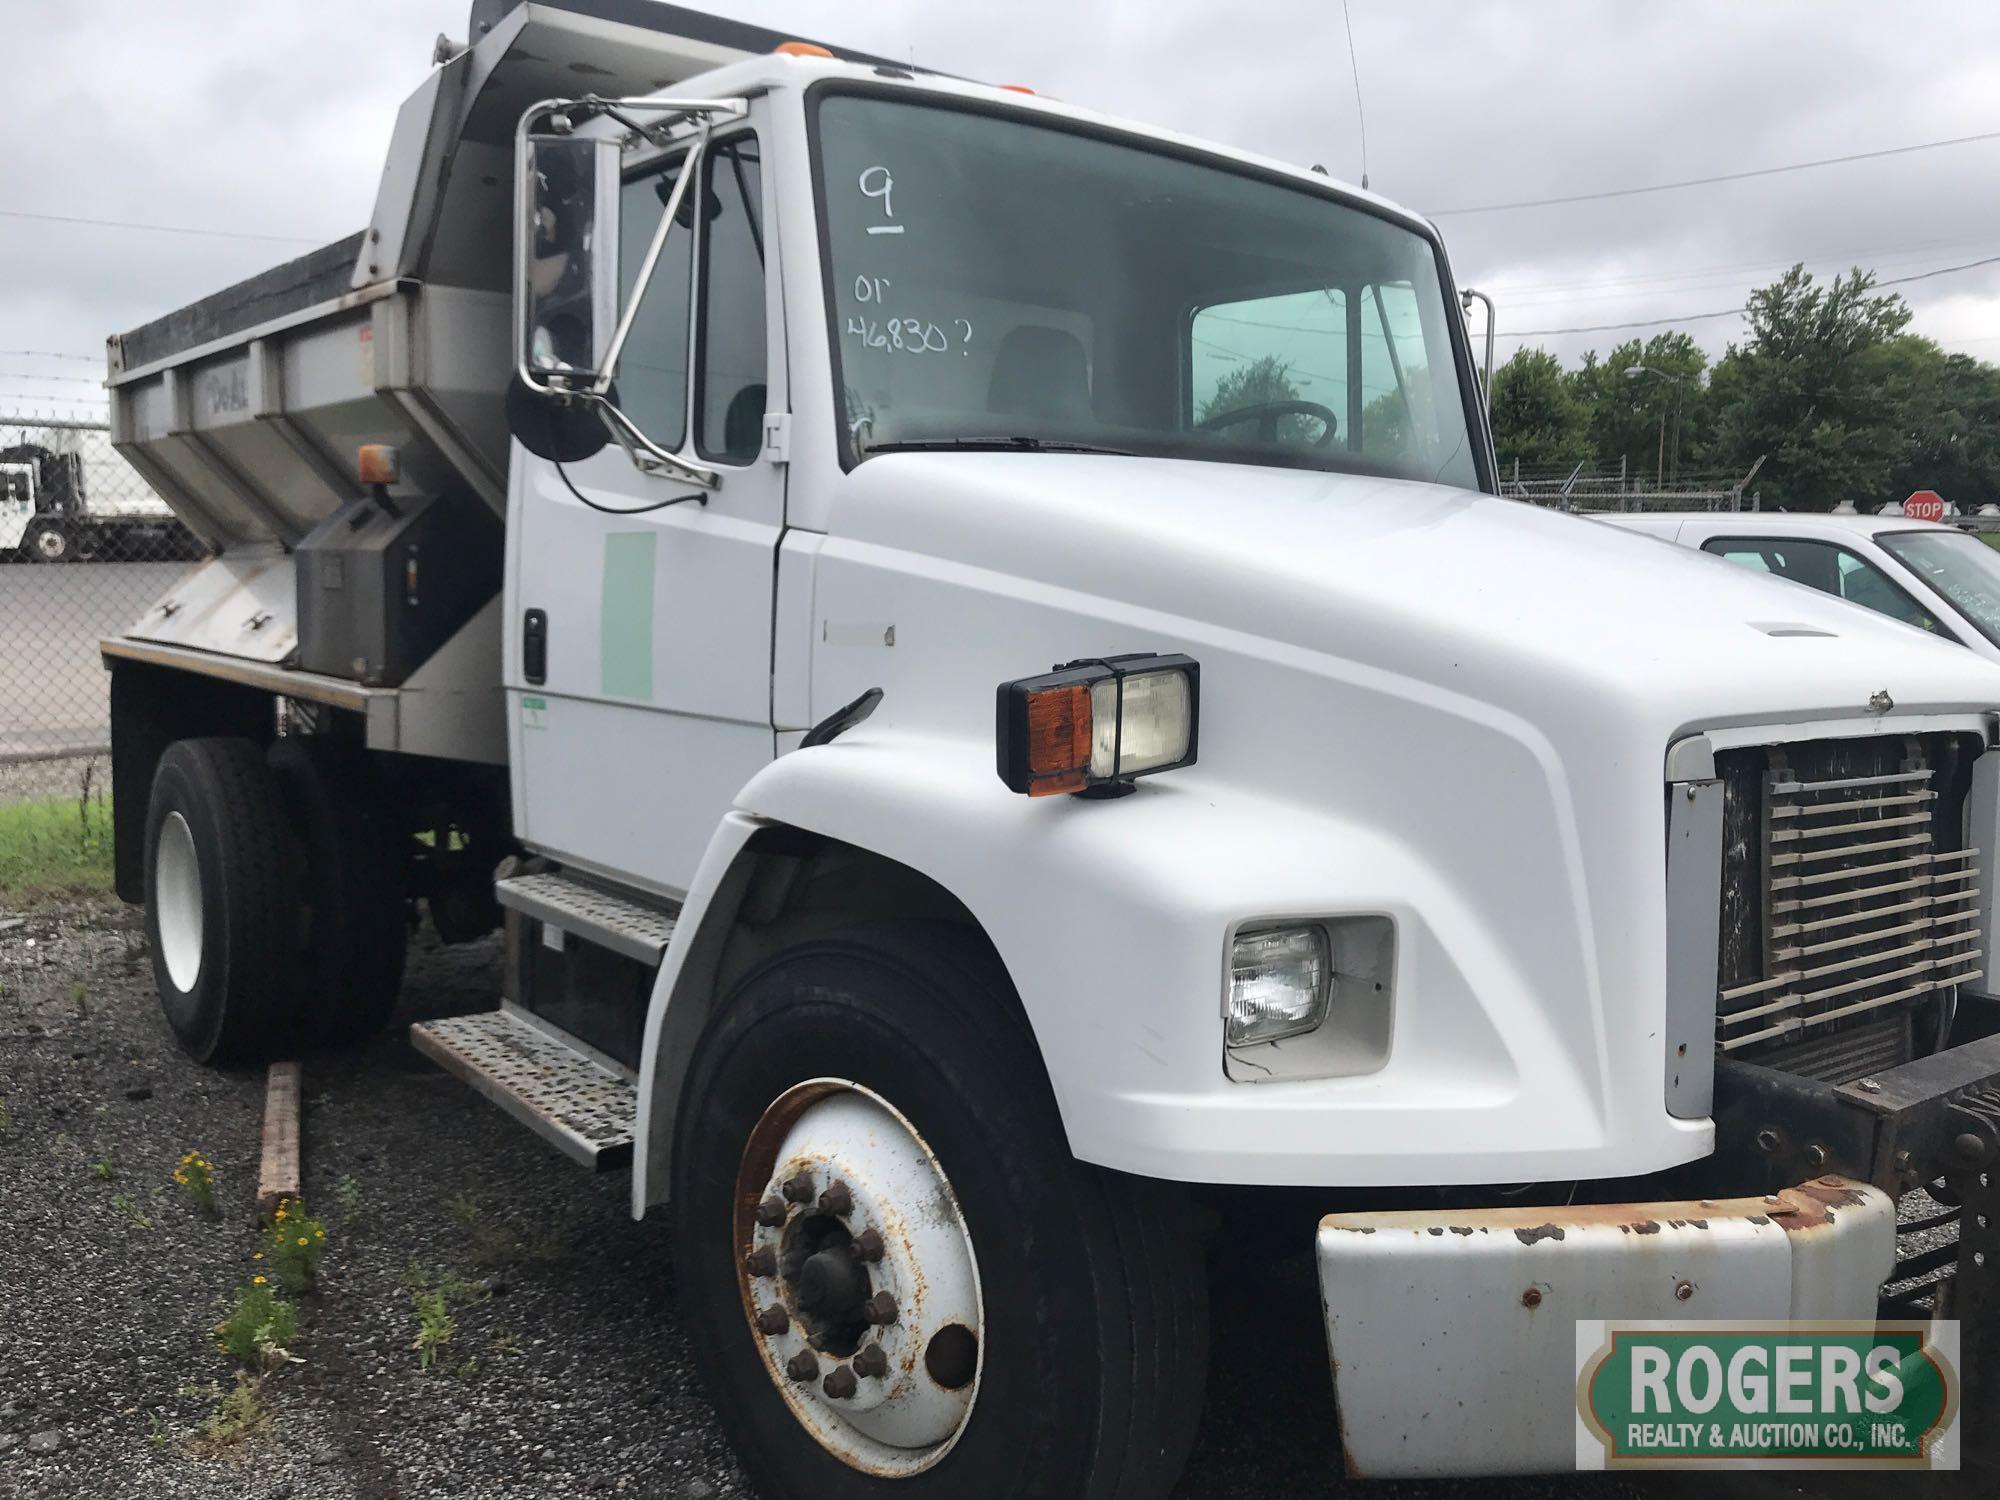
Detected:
[{"left": 633, "top": 729, "right": 1712, "bottom": 1216}]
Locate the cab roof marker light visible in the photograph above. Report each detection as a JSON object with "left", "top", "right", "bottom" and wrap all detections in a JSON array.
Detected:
[
  {"left": 996, "top": 653, "right": 1199, "bottom": 799},
  {"left": 774, "top": 41, "right": 834, "bottom": 58}
]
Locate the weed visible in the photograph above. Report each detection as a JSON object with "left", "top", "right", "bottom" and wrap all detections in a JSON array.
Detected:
[
  {"left": 216, "top": 1282, "right": 298, "bottom": 1372},
  {"left": 446, "top": 1190, "right": 541, "bottom": 1268},
  {"left": 70, "top": 982, "right": 88, "bottom": 1019},
  {"left": 173, "top": 1151, "right": 218, "bottom": 1218},
  {"left": 261, "top": 1199, "right": 328, "bottom": 1292},
  {"left": 335, "top": 1173, "right": 364, "bottom": 1230},
  {"left": 489, "top": 1329, "right": 522, "bottom": 1359},
  {"left": 89, "top": 1157, "right": 115, "bottom": 1183},
  {"left": 111, "top": 1191, "right": 152, "bottom": 1229},
  {"left": 194, "top": 1374, "right": 270, "bottom": 1450},
  {"left": 147, "top": 1410, "right": 169, "bottom": 1451},
  {"left": 411, "top": 1285, "right": 456, "bottom": 1371},
  {"left": 0, "top": 1097, "right": 11, "bottom": 1133},
  {"left": 452, "top": 1357, "right": 480, "bottom": 1379},
  {"left": 0, "top": 794, "right": 113, "bottom": 896}
]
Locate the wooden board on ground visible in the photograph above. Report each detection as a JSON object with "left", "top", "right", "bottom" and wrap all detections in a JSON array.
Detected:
[{"left": 256, "top": 1060, "right": 301, "bottom": 1222}]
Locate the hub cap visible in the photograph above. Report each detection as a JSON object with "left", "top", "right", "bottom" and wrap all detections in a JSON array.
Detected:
[
  {"left": 155, "top": 811, "right": 203, "bottom": 992},
  {"left": 735, "top": 1080, "right": 984, "bottom": 1475}
]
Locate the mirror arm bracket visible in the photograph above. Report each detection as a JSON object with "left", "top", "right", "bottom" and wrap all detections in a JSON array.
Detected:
[{"left": 590, "top": 395, "right": 723, "bottom": 490}]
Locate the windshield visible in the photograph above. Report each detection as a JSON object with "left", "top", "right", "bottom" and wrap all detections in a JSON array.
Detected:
[
  {"left": 1877, "top": 529, "right": 2000, "bottom": 647},
  {"left": 813, "top": 93, "right": 1480, "bottom": 487}
]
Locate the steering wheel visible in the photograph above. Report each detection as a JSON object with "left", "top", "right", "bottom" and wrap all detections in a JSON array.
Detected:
[{"left": 1195, "top": 399, "right": 1339, "bottom": 448}]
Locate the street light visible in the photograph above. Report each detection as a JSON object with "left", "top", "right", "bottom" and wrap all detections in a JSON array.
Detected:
[{"left": 1625, "top": 365, "right": 1685, "bottom": 487}]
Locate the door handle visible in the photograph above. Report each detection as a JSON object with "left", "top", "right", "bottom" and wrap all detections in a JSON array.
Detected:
[{"left": 523, "top": 608, "right": 547, "bottom": 684}]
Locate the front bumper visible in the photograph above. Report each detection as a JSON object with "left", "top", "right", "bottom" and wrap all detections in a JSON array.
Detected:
[
  {"left": 1319, "top": 1012, "right": 2000, "bottom": 1478},
  {"left": 1318, "top": 1178, "right": 1894, "bottom": 1477}
]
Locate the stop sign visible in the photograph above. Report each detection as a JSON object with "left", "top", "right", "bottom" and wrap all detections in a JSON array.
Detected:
[{"left": 1905, "top": 489, "right": 1947, "bottom": 522}]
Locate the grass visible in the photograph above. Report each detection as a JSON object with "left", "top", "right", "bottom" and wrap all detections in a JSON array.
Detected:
[{"left": 0, "top": 793, "right": 113, "bottom": 897}]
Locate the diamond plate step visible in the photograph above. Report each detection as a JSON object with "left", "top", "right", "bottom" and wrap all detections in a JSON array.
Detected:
[
  {"left": 496, "top": 871, "right": 679, "bottom": 965},
  {"left": 410, "top": 1008, "right": 636, "bottom": 1169}
]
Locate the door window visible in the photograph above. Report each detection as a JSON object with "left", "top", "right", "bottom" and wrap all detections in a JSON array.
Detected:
[
  {"left": 697, "top": 135, "right": 767, "bottom": 464},
  {"left": 1703, "top": 537, "right": 1942, "bottom": 632},
  {"left": 616, "top": 154, "right": 693, "bottom": 451}
]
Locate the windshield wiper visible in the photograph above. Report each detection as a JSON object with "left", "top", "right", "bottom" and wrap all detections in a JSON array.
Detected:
[{"left": 863, "top": 435, "right": 1136, "bottom": 458}]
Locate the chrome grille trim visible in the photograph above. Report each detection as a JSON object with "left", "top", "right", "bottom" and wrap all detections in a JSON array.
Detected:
[{"left": 1716, "top": 752, "right": 1983, "bottom": 1057}]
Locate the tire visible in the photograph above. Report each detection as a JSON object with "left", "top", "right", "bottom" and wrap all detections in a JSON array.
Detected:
[
  {"left": 143, "top": 738, "right": 302, "bottom": 1063},
  {"left": 671, "top": 926, "right": 1209, "bottom": 1500},
  {"left": 25, "top": 518, "right": 69, "bottom": 563},
  {"left": 267, "top": 737, "right": 408, "bottom": 1045}
]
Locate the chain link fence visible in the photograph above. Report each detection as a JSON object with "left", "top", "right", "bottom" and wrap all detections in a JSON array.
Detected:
[
  {"left": 1499, "top": 456, "right": 1767, "bottom": 514},
  {"left": 2, "top": 415, "right": 206, "bottom": 762}
]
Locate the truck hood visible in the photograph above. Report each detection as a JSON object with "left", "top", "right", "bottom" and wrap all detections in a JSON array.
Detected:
[{"left": 825, "top": 452, "right": 2000, "bottom": 744}]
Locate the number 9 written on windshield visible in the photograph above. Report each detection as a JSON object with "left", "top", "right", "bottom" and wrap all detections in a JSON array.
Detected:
[{"left": 847, "top": 167, "right": 972, "bottom": 356}]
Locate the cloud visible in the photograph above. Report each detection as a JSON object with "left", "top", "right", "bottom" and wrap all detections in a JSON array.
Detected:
[{"left": 5, "top": 0, "right": 1997, "bottom": 412}]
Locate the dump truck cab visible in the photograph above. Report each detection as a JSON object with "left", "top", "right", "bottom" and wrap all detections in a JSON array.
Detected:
[{"left": 100, "top": 1, "right": 2000, "bottom": 1488}]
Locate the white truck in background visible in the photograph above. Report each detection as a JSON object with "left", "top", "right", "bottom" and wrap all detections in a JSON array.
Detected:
[
  {"left": 1, "top": 419, "right": 192, "bottom": 562},
  {"left": 101, "top": 0, "right": 2000, "bottom": 1486}
]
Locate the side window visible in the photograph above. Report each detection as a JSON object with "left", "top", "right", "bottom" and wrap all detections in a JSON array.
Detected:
[
  {"left": 1189, "top": 289, "right": 1344, "bottom": 446},
  {"left": 1702, "top": 538, "right": 1939, "bottom": 632},
  {"left": 697, "top": 135, "right": 767, "bottom": 464},
  {"left": 617, "top": 155, "right": 693, "bottom": 450},
  {"left": 1357, "top": 281, "right": 1432, "bottom": 463}
]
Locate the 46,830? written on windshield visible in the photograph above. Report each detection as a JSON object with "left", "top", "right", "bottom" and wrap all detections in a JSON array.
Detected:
[{"left": 813, "top": 91, "right": 1480, "bottom": 488}]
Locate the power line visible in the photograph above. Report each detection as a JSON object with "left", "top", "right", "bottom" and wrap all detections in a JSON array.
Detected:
[
  {"left": 1432, "top": 128, "right": 2000, "bottom": 217},
  {"left": 0, "top": 370, "right": 100, "bottom": 385},
  {"left": 1502, "top": 253, "right": 2000, "bottom": 337},
  {"left": 0, "top": 350, "right": 99, "bottom": 363},
  {"left": 0, "top": 207, "right": 327, "bottom": 246}
]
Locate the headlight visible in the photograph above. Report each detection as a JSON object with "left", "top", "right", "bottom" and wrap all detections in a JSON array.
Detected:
[
  {"left": 996, "top": 652, "right": 1199, "bottom": 798},
  {"left": 1226, "top": 925, "right": 1331, "bottom": 1046}
]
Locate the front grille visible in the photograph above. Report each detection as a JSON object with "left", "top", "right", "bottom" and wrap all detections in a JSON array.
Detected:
[{"left": 1715, "top": 734, "right": 1984, "bottom": 1077}]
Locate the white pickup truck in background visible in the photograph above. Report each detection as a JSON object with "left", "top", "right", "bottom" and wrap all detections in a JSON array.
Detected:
[{"left": 96, "top": 0, "right": 2000, "bottom": 1487}]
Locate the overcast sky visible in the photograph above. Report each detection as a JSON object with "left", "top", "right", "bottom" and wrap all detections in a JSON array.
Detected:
[{"left": 6, "top": 0, "right": 2000, "bottom": 420}]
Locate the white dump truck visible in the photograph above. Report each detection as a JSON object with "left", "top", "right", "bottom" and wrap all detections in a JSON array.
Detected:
[{"left": 104, "top": 0, "right": 2000, "bottom": 1485}]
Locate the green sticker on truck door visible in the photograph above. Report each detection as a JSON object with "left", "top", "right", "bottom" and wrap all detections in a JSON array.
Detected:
[{"left": 600, "top": 531, "right": 656, "bottom": 701}]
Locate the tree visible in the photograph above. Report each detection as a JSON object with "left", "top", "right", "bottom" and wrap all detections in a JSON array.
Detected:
[
  {"left": 1197, "top": 354, "right": 1323, "bottom": 443},
  {"left": 1569, "top": 332, "right": 1711, "bottom": 481},
  {"left": 1710, "top": 265, "right": 1914, "bottom": 510},
  {"left": 1490, "top": 347, "right": 1591, "bottom": 472}
]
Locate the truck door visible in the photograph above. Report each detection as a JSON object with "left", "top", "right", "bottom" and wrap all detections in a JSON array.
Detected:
[{"left": 507, "top": 126, "right": 782, "bottom": 895}]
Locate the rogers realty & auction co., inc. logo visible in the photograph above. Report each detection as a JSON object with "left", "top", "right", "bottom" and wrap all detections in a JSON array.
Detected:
[{"left": 1575, "top": 1321, "right": 1959, "bottom": 1470}]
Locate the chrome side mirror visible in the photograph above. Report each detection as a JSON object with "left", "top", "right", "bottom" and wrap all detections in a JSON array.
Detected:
[{"left": 517, "top": 124, "right": 622, "bottom": 387}]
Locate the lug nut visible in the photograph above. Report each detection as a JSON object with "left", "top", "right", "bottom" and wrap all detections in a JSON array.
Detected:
[
  {"left": 820, "top": 1180, "right": 854, "bottom": 1217},
  {"left": 823, "top": 1365, "right": 859, "bottom": 1400},
  {"left": 755, "top": 1196, "right": 787, "bottom": 1227},
  {"left": 854, "top": 1342, "right": 889, "bottom": 1378},
  {"left": 786, "top": 1350, "right": 819, "bottom": 1382},
  {"left": 756, "top": 1305, "right": 790, "bottom": 1335},
  {"left": 782, "top": 1170, "right": 816, "bottom": 1204},
  {"left": 1755, "top": 1128, "right": 1782, "bottom": 1155},
  {"left": 745, "top": 1245, "right": 777, "bottom": 1278},
  {"left": 852, "top": 1227, "right": 885, "bottom": 1262},
  {"left": 864, "top": 1290, "right": 899, "bottom": 1326},
  {"left": 1803, "top": 1144, "right": 1827, "bottom": 1171}
]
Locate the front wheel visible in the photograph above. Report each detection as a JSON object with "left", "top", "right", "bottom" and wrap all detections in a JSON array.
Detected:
[
  {"left": 671, "top": 927, "right": 1208, "bottom": 1499},
  {"left": 25, "top": 518, "right": 69, "bottom": 563}
]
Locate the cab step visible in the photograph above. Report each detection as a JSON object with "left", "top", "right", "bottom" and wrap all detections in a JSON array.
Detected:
[
  {"left": 410, "top": 1006, "right": 636, "bottom": 1169},
  {"left": 495, "top": 869, "right": 679, "bottom": 965}
]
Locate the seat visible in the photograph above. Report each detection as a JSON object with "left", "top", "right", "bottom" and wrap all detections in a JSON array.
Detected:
[{"left": 986, "top": 326, "right": 1090, "bottom": 422}]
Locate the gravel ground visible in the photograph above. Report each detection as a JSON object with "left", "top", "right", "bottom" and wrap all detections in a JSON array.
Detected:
[{"left": 0, "top": 895, "right": 1974, "bottom": 1498}]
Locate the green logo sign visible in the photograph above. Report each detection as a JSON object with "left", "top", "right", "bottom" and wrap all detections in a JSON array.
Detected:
[{"left": 1576, "top": 1321, "right": 1958, "bottom": 1469}]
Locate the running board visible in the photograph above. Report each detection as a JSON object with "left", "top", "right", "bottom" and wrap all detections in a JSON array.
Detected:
[
  {"left": 495, "top": 870, "right": 679, "bottom": 966},
  {"left": 410, "top": 1008, "right": 637, "bottom": 1169}
]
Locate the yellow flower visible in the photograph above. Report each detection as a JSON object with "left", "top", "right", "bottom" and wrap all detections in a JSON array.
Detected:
[
  {"left": 253, "top": 1275, "right": 266, "bottom": 1285},
  {"left": 252, "top": 1253, "right": 262, "bottom": 1261},
  {"left": 315, "top": 1230, "right": 325, "bottom": 1240},
  {"left": 297, "top": 1237, "right": 308, "bottom": 1246}
]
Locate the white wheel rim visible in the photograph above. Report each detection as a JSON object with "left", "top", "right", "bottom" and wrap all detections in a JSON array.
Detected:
[
  {"left": 736, "top": 1079, "right": 985, "bottom": 1476},
  {"left": 155, "top": 811, "right": 204, "bottom": 992},
  {"left": 34, "top": 530, "right": 63, "bottom": 559}
]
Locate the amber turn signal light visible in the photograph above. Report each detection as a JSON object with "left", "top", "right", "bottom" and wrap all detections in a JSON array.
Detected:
[{"left": 996, "top": 653, "right": 1199, "bottom": 799}]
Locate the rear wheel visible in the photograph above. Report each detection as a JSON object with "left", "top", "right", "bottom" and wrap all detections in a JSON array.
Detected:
[
  {"left": 143, "top": 738, "right": 301, "bottom": 1063},
  {"left": 267, "top": 736, "right": 408, "bottom": 1045},
  {"left": 671, "top": 926, "right": 1208, "bottom": 1499}
]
